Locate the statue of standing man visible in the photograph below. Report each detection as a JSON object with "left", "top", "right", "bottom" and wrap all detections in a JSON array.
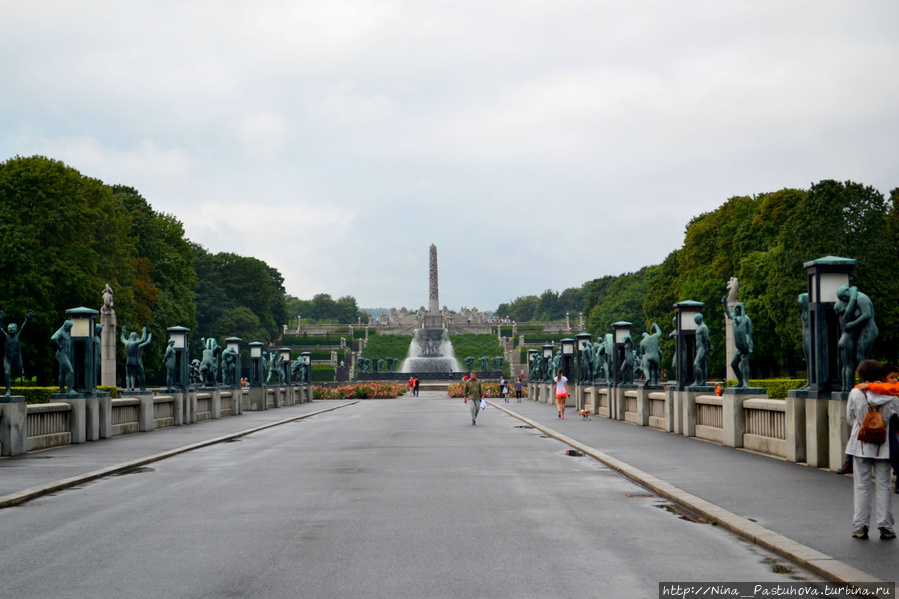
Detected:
[
  {"left": 722, "top": 296, "right": 753, "bottom": 388},
  {"left": 51, "top": 320, "right": 75, "bottom": 394},
  {"left": 640, "top": 323, "right": 662, "bottom": 386},
  {"left": 1, "top": 309, "right": 34, "bottom": 396},
  {"left": 121, "top": 326, "right": 152, "bottom": 391},
  {"left": 691, "top": 313, "right": 712, "bottom": 387}
]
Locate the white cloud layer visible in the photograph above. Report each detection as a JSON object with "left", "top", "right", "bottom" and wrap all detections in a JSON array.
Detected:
[{"left": 1, "top": 0, "right": 897, "bottom": 311}]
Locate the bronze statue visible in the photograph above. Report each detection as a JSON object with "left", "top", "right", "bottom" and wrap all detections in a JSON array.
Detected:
[
  {"left": 835, "top": 285, "right": 878, "bottom": 391},
  {"left": 0, "top": 309, "right": 33, "bottom": 396},
  {"left": 691, "top": 313, "right": 711, "bottom": 387},
  {"left": 164, "top": 339, "right": 177, "bottom": 390},
  {"left": 798, "top": 293, "right": 810, "bottom": 390},
  {"left": 620, "top": 334, "right": 635, "bottom": 384},
  {"left": 51, "top": 320, "right": 75, "bottom": 394},
  {"left": 722, "top": 297, "right": 753, "bottom": 387},
  {"left": 640, "top": 323, "right": 662, "bottom": 386},
  {"left": 121, "top": 326, "right": 152, "bottom": 391}
]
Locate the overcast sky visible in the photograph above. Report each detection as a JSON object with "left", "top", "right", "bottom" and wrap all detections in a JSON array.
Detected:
[{"left": 2, "top": 1, "right": 897, "bottom": 313}]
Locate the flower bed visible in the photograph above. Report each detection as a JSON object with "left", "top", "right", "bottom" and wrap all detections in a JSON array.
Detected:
[
  {"left": 313, "top": 382, "right": 409, "bottom": 399},
  {"left": 447, "top": 382, "right": 528, "bottom": 399}
]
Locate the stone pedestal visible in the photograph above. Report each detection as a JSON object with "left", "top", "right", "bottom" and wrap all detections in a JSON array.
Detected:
[
  {"left": 805, "top": 398, "right": 829, "bottom": 468},
  {"left": 634, "top": 385, "right": 650, "bottom": 426},
  {"left": 248, "top": 386, "right": 267, "bottom": 411},
  {"left": 172, "top": 392, "right": 184, "bottom": 426},
  {"left": 0, "top": 396, "right": 27, "bottom": 456},
  {"left": 100, "top": 310, "right": 117, "bottom": 387},
  {"left": 785, "top": 396, "right": 806, "bottom": 463},
  {"left": 233, "top": 388, "right": 243, "bottom": 413},
  {"left": 828, "top": 398, "right": 850, "bottom": 472},
  {"left": 210, "top": 388, "right": 221, "bottom": 419},
  {"left": 136, "top": 393, "right": 154, "bottom": 432},
  {"left": 187, "top": 389, "right": 198, "bottom": 424},
  {"left": 721, "top": 388, "right": 767, "bottom": 448},
  {"left": 97, "top": 395, "right": 112, "bottom": 439},
  {"left": 53, "top": 395, "right": 86, "bottom": 444},
  {"left": 665, "top": 386, "right": 679, "bottom": 433},
  {"left": 85, "top": 395, "right": 100, "bottom": 441}
]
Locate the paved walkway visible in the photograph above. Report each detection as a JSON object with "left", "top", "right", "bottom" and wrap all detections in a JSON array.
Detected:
[
  {"left": 487, "top": 396, "right": 897, "bottom": 585},
  {"left": 1, "top": 393, "right": 896, "bottom": 585}
]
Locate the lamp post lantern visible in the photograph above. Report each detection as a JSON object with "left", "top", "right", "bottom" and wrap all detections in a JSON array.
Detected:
[
  {"left": 542, "top": 343, "right": 554, "bottom": 383},
  {"left": 300, "top": 351, "right": 312, "bottom": 385},
  {"left": 673, "top": 302, "right": 703, "bottom": 391},
  {"left": 249, "top": 342, "right": 264, "bottom": 387},
  {"left": 611, "top": 321, "right": 633, "bottom": 386},
  {"left": 167, "top": 326, "right": 190, "bottom": 391},
  {"left": 66, "top": 307, "right": 98, "bottom": 394},
  {"left": 561, "top": 337, "right": 576, "bottom": 381},
  {"left": 804, "top": 256, "right": 856, "bottom": 397},
  {"left": 280, "top": 348, "right": 292, "bottom": 385}
]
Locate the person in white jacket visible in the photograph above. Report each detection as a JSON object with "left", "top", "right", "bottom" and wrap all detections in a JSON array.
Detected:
[{"left": 847, "top": 359, "right": 899, "bottom": 540}]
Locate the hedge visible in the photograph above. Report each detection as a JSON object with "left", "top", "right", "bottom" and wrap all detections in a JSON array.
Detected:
[
  {"left": 12, "top": 385, "right": 119, "bottom": 404},
  {"left": 311, "top": 365, "right": 335, "bottom": 382},
  {"left": 447, "top": 382, "right": 528, "bottom": 398},
  {"left": 282, "top": 335, "right": 345, "bottom": 347},
  {"left": 724, "top": 379, "right": 805, "bottom": 399},
  {"left": 291, "top": 349, "right": 346, "bottom": 362}
]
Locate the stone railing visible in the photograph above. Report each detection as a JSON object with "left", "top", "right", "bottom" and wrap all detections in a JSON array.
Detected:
[
  {"left": 26, "top": 402, "right": 72, "bottom": 452},
  {"left": 0, "top": 384, "right": 316, "bottom": 457},
  {"left": 530, "top": 382, "right": 808, "bottom": 467}
]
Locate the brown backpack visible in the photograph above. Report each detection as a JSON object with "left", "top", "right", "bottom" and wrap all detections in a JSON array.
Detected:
[{"left": 858, "top": 400, "right": 887, "bottom": 448}]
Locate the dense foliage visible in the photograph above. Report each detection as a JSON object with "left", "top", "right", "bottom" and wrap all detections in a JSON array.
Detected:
[
  {"left": 0, "top": 156, "right": 290, "bottom": 385},
  {"left": 313, "top": 382, "right": 408, "bottom": 399},
  {"left": 496, "top": 180, "right": 899, "bottom": 380},
  {"left": 286, "top": 293, "right": 367, "bottom": 325}
]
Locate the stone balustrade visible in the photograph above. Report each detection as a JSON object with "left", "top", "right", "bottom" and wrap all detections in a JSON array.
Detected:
[
  {"left": 532, "top": 382, "right": 817, "bottom": 468},
  {"left": 0, "top": 384, "right": 314, "bottom": 457}
]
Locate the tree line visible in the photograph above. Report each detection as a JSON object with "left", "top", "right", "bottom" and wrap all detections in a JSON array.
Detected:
[
  {"left": 495, "top": 180, "right": 899, "bottom": 380},
  {"left": 0, "top": 155, "right": 358, "bottom": 385}
]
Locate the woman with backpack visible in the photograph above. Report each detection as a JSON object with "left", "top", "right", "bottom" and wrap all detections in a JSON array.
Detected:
[{"left": 846, "top": 359, "right": 899, "bottom": 540}]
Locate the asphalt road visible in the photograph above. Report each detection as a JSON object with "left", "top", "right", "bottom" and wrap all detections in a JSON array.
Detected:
[{"left": 0, "top": 393, "right": 820, "bottom": 599}]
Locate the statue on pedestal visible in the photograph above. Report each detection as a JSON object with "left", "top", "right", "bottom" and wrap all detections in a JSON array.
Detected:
[
  {"left": 0, "top": 309, "right": 33, "bottom": 396},
  {"left": 121, "top": 326, "right": 152, "bottom": 391},
  {"left": 221, "top": 345, "right": 237, "bottom": 387},
  {"left": 199, "top": 338, "right": 220, "bottom": 387},
  {"left": 620, "top": 334, "right": 635, "bottom": 384},
  {"left": 640, "top": 323, "right": 662, "bottom": 386},
  {"left": 835, "top": 285, "right": 878, "bottom": 391},
  {"left": 691, "top": 313, "right": 712, "bottom": 387},
  {"left": 164, "top": 339, "right": 177, "bottom": 390},
  {"left": 51, "top": 320, "right": 75, "bottom": 394},
  {"left": 722, "top": 297, "right": 753, "bottom": 387}
]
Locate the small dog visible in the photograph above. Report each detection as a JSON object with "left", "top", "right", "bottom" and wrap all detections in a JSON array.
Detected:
[{"left": 578, "top": 409, "right": 591, "bottom": 421}]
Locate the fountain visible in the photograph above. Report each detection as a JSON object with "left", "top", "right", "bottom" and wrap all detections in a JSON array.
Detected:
[{"left": 401, "top": 328, "right": 461, "bottom": 374}]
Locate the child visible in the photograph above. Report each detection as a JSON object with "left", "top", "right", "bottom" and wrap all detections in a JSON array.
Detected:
[
  {"left": 858, "top": 363, "right": 899, "bottom": 495},
  {"left": 848, "top": 360, "right": 899, "bottom": 540}
]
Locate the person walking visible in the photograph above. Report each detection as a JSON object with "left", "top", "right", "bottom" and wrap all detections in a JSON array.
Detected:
[
  {"left": 848, "top": 360, "right": 899, "bottom": 540},
  {"left": 413, "top": 377, "right": 420, "bottom": 397},
  {"left": 554, "top": 368, "right": 569, "bottom": 418},
  {"left": 463, "top": 371, "right": 483, "bottom": 425},
  {"left": 500, "top": 378, "right": 508, "bottom": 402},
  {"left": 514, "top": 376, "right": 523, "bottom": 402}
]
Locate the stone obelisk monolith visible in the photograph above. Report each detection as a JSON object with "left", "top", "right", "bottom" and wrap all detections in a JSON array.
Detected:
[{"left": 429, "top": 244, "right": 439, "bottom": 315}]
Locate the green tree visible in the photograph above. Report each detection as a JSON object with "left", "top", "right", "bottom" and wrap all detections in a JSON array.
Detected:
[{"left": 0, "top": 156, "right": 137, "bottom": 384}]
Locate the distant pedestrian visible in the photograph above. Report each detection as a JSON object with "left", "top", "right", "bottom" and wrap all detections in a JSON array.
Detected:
[
  {"left": 554, "top": 368, "right": 569, "bottom": 418},
  {"left": 847, "top": 360, "right": 899, "bottom": 540},
  {"left": 408, "top": 376, "right": 414, "bottom": 394},
  {"left": 500, "top": 378, "right": 508, "bottom": 402},
  {"left": 413, "top": 377, "right": 420, "bottom": 397},
  {"left": 514, "top": 377, "right": 523, "bottom": 402},
  {"left": 464, "top": 371, "right": 483, "bottom": 425}
]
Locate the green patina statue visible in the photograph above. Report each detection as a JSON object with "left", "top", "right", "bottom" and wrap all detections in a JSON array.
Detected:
[
  {"left": 51, "top": 320, "right": 75, "bottom": 394},
  {"left": 492, "top": 356, "right": 503, "bottom": 371},
  {"left": 121, "top": 326, "right": 152, "bottom": 391},
  {"left": 798, "top": 293, "right": 810, "bottom": 390},
  {"left": 0, "top": 309, "right": 34, "bottom": 396},
  {"left": 291, "top": 358, "right": 308, "bottom": 383},
  {"left": 835, "top": 285, "right": 878, "bottom": 391},
  {"left": 691, "top": 313, "right": 712, "bottom": 387},
  {"left": 164, "top": 339, "right": 177, "bottom": 390},
  {"left": 221, "top": 345, "right": 238, "bottom": 387},
  {"left": 620, "top": 334, "right": 635, "bottom": 384},
  {"left": 386, "top": 357, "right": 398, "bottom": 372},
  {"left": 640, "top": 323, "right": 662, "bottom": 386},
  {"left": 478, "top": 357, "right": 489, "bottom": 372},
  {"left": 529, "top": 353, "right": 542, "bottom": 382},
  {"left": 464, "top": 356, "right": 475, "bottom": 372},
  {"left": 722, "top": 296, "right": 753, "bottom": 388}
]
